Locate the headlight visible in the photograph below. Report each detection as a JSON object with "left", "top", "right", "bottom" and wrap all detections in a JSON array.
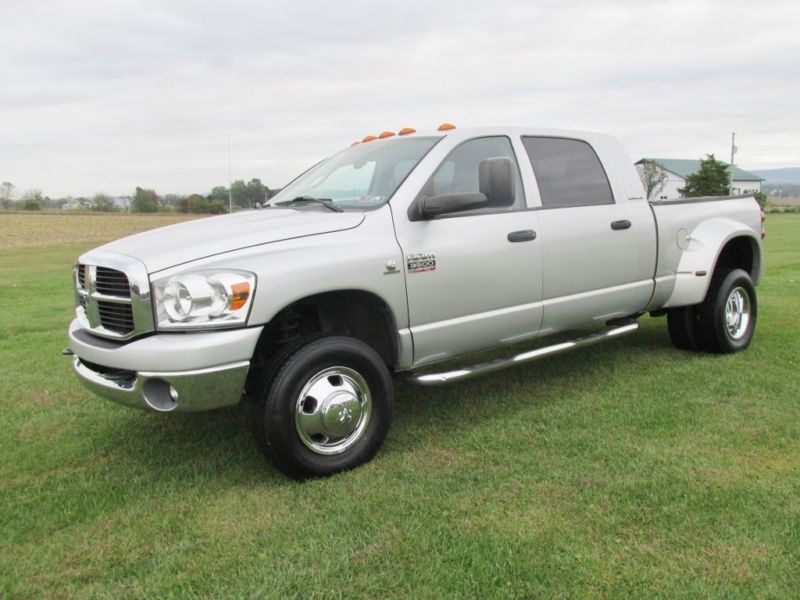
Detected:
[{"left": 152, "top": 270, "right": 256, "bottom": 330}]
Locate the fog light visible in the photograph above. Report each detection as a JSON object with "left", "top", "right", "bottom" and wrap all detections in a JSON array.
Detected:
[{"left": 143, "top": 379, "right": 178, "bottom": 412}]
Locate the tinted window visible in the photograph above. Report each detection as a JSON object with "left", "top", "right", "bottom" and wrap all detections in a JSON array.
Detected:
[
  {"left": 522, "top": 137, "right": 614, "bottom": 208},
  {"left": 420, "top": 136, "right": 525, "bottom": 212}
]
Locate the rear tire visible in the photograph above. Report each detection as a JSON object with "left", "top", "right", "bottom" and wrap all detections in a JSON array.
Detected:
[
  {"left": 667, "top": 305, "right": 702, "bottom": 351},
  {"left": 696, "top": 268, "right": 757, "bottom": 354}
]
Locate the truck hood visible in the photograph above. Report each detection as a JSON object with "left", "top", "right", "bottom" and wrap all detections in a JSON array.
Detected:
[{"left": 95, "top": 208, "right": 365, "bottom": 273}]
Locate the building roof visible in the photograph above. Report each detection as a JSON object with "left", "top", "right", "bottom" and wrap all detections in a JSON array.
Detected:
[{"left": 636, "top": 158, "right": 763, "bottom": 182}]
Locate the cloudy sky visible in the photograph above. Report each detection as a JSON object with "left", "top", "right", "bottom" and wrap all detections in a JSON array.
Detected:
[{"left": 2, "top": 0, "right": 799, "bottom": 198}]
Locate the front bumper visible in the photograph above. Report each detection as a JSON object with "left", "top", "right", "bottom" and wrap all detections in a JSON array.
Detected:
[{"left": 68, "top": 318, "right": 263, "bottom": 412}]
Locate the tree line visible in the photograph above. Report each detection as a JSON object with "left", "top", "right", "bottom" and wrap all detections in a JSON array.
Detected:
[
  {"left": 0, "top": 178, "right": 278, "bottom": 213},
  {"left": 638, "top": 155, "right": 767, "bottom": 207}
]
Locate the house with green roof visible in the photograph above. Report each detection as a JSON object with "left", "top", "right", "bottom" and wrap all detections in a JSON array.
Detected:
[{"left": 635, "top": 158, "right": 763, "bottom": 200}]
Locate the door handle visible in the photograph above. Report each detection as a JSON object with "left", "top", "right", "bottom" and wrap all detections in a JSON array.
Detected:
[
  {"left": 611, "top": 220, "right": 631, "bottom": 231},
  {"left": 507, "top": 229, "right": 537, "bottom": 242}
]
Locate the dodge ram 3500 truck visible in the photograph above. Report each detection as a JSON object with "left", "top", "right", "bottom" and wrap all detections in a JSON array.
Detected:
[{"left": 68, "top": 125, "right": 764, "bottom": 478}]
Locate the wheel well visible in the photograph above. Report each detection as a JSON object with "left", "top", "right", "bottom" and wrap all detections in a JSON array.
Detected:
[
  {"left": 253, "top": 291, "right": 399, "bottom": 369},
  {"left": 714, "top": 236, "right": 759, "bottom": 281}
]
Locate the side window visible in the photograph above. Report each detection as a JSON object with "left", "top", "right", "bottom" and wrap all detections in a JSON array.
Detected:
[
  {"left": 422, "top": 136, "right": 525, "bottom": 212},
  {"left": 522, "top": 137, "right": 614, "bottom": 208}
]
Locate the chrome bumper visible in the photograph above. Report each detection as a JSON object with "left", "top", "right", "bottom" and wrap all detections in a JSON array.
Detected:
[{"left": 68, "top": 318, "right": 263, "bottom": 412}]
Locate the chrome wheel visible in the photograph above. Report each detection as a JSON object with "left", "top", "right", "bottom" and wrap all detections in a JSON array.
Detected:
[
  {"left": 294, "top": 366, "right": 372, "bottom": 456},
  {"left": 724, "top": 286, "right": 751, "bottom": 341}
]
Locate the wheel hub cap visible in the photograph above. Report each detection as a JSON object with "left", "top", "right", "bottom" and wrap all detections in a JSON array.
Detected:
[
  {"left": 295, "top": 367, "right": 372, "bottom": 455},
  {"left": 724, "top": 286, "right": 751, "bottom": 341},
  {"left": 320, "top": 391, "right": 362, "bottom": 437}
]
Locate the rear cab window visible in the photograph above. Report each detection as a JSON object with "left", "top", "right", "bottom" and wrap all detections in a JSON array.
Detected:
[{"left": 521, "top": 137, "right": 614, "bottom": 208}]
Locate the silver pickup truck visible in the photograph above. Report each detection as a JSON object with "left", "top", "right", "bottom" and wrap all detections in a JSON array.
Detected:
[{"left": 68, "top": 126, "right": 765, "bottom": 478}]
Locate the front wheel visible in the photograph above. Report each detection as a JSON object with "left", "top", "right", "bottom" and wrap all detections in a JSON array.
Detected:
[
  {"left": 697, "top": 268, "right": 757, "bottom": 354},
  {"left": 253, "top": 336, "right": 393, "bottom": 479}
]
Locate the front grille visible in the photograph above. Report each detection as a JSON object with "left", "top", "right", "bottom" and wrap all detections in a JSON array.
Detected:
[
  {"left": 95, "top": 266, "right": 131, "bottom": 298},
  {"left": 97, "top": 301, "right": 135, "bottom": 334},
  {"left": 74, "top": 254, "right": 153, "bottom": 340}
]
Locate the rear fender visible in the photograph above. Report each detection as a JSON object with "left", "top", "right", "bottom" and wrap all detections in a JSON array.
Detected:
[{"left": 663, "top": 218, "right": 760, "bottom": 308}]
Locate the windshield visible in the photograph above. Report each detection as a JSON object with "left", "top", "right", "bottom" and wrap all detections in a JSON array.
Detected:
[{"left": 270, "top": 136, "right": 441, "bottom": 210}]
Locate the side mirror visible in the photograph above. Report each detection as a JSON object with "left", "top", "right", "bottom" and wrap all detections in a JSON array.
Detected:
[
  {"left": 479, "top": 157, "right": 515, "bottom": 208},
  {"left": 414, "top": 192, "right": 489, "bottom": 219},
  {"left": 408, "top": 156, "right": 516, "bottom": 221}
]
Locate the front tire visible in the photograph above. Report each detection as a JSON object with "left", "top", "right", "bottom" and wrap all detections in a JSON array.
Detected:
[
  {"left": 697, "top": 268, "right": 757, "bottom": 354},
  {"left": 253, "top": 336, "right": 393, "bottom": 479}
]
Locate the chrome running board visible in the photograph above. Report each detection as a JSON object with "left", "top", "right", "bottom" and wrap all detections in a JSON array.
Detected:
[{"left": 405, "top": 322, "right": 639, "bottom": 386}]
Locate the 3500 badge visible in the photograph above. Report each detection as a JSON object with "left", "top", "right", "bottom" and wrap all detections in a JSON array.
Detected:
[{"left": 407, "top": 252, "right": 436, "bottom": 273}]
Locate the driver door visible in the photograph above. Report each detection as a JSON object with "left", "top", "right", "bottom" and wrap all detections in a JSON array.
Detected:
[{"left": 391, "top": 136, "right": 543, "bottom": 366}]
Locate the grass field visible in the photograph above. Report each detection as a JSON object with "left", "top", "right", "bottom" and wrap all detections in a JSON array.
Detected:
[{"left": 1, "top": 211, "right": 799, "bottom": 598}]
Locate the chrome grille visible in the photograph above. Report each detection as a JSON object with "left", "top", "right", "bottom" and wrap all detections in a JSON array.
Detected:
[
  {"left": 95, "top": 266, "right": 131, "bottom": 298},
  {"left": 73, "top": 252, "right": 154, "bottom": 341},
  {"left": 97, "top": 301, "right": 135, "bottom": 334}
]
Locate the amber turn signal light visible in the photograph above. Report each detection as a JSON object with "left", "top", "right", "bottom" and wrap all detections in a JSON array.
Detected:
[{"left": 230, "top": 283, "right": 251, "bottom": 311}]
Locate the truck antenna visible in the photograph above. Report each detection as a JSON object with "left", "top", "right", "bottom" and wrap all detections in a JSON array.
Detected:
[
  {"left": 227, "top": 134, "right": 233, "bottom": 213},
  {"left": 729, "top": 132, "right": 736, "bottom": 195}
]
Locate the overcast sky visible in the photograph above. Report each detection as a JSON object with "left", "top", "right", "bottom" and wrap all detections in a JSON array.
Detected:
[{"left": 2, "top": 0, "right": 799, "bottom": 198}]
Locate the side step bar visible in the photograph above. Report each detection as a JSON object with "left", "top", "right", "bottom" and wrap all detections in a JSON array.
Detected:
[{"left": 404, "top": 322, "right": 639, "bottom": 386}]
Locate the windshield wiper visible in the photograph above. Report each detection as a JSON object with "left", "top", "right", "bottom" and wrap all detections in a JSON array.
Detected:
[{"left": 278, "top": 196, "right": 343, "bottom": 213}]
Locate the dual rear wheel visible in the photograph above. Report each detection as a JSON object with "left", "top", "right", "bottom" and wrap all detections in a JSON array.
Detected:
[{"left": 667, "top": 268, "right": 757, "bottom": 354}]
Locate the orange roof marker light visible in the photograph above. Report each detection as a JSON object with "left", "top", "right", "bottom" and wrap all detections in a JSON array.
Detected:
[
  {"left": 362, "top": 134, "right": 377, "bottom": 143},
  {"left": 378, "top": 130, "right": 396, "bottom": 139},
  {"left": 398, "top": 127, "right": 416, "bottom": 136},
  {"left": 437, "top": 122, "right": 456, "bottom": 131},
  {"left": 351, "top": 141, "right": 361, "bottom": 146}
]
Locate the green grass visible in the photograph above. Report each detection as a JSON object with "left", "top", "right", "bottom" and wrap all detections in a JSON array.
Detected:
[{"left": 1, "top": 213, "right": 799, "bottom": 598}]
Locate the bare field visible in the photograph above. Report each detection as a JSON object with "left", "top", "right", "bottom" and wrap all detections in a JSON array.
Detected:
[{"left": 0, "top": 212, "right": 200, "bottom": 251}]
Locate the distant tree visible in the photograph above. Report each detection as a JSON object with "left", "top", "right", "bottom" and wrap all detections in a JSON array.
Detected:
[
  {"left": 209, "top": 186, "right": 229, "bottom": 203},
  {"left": 1, "top": 181, "right": 14, "bottom": 209},
  {"left": 230, "top": 179, "right": 249, "bottom": 208},
  {"left": 92, "top": 192, "right": 117, "bottom": 212},
  {"left": 207, "top": 200, "right": 226, "bottom": 214},
  {"left": 246, "top": 178, "right": 269, "bottom": 207},
  {"left": 180, "top": 193, "right": 225, "bottom": 214},
  {"left": 160, "top": 193, "right": 182, "bottom": 208},
  {"left": 20, "top": 189, "right": 44, "bottom": 210},
  {"left": 679, "top": 154, "right": 730, "bottom": 197},
  {"left": 637, "top": 160, "right": 668, "bottom": 200},
  {"left": 754, "top": 191, "right": 767, "bottom": 209},
  {"left": 131, "top": 187, "right": 159, "bottom": 212}
]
